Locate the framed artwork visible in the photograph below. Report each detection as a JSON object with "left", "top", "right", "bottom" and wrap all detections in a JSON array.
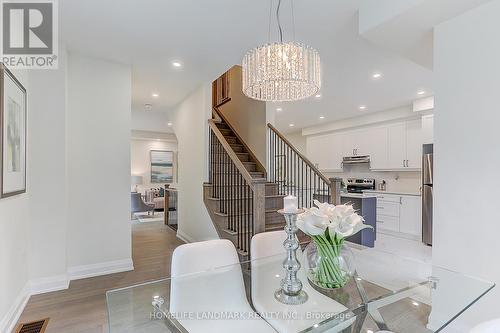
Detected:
[
  {"left": 0, "top": 64, "right": 27, "bottom": 198},
  {"left": 150, "top": 150, "right": 174, "bottom": 183}
]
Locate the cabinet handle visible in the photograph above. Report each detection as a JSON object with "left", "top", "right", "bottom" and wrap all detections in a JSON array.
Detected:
[
  {"left": 406, "top": 159, "right": 409, "bottom": 167},
  {"left": 377, "top": 220, "right": 385, "bottom": 224},
  {"left": 377, "top": 206, "right": 384, "bottom": 209}
]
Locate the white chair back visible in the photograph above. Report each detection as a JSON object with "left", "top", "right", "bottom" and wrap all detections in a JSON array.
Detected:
[
  {"left": 470, "top": 319, "right": 500, "bottom": 333},
  {"left": 251, "top": 230, "right": 289, "bottom": 260},
  {"left": 170, "top": 239, "right": 275, "bottom": 333}
]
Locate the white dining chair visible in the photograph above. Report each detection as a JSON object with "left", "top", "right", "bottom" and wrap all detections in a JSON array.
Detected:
[
  {"left": 470, "top": 318, "right": 500, "bottom": 333},
  {"left": 250, "top": 231, "right": 353, "bottom": 333},
  {"left": 170, "top": 239, "right": 276, "bottom": 333}
]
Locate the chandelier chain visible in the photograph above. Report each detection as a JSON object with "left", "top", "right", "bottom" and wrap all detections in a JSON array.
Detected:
[
  {"left": 276, "top": 0, "right": 283, "bottom": 43},
  {"left": 291, "top": 0, "right": 296, "bottom": 41},
  {"left": 267, "top": 0, "right": 273, "bottom": 42}
]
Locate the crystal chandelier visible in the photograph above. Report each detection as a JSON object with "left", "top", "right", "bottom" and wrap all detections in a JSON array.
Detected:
[{"left": 242, "top": 0, "right": 321, "bottom": 102}]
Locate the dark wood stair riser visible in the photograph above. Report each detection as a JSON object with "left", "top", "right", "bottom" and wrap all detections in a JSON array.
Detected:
[
  {"left": 230, "top": 144, "right": 244, "bottom": 153},
  {"left": 242, "top": 162, "right": 257, "bottom": 172},
  {"left": 236, "top": 153, "right": 250, "bottom": 162},
  {"left": 265, "top": 195, "right": 286, "bottom": 210},
  {"left": 224, "top": 137, "right": 238, "bottom": 144},
  {"left": 219, "top": 128, "right": 232, "bottom": 136}
]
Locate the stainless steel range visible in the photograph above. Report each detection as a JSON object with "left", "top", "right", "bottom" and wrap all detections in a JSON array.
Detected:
[{"left": 346, "top": 178, "right": 375, "bottom": 194}]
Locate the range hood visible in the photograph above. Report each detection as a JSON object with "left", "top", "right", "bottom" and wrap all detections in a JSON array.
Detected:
[{"left": 342, "top": 155, "right": 370, "bottom": 165}]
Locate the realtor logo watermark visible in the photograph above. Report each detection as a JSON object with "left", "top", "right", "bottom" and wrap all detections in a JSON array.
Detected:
[{"left": 1, "top": 0, "right": 58, "bottom": 69}]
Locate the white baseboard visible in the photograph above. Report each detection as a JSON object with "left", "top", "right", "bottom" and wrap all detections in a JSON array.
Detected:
[
  {"left": 67, "top": 258, "right": 134, "bottom": 280},
  {"left": 0, "top": 282, "right": 30, "bottom": 333},
  {"left": 176, "top": 230, "right": 195, "bottom": 243},
  {"left": 30, "top": 274, "right": 69, "bottom": 295}
]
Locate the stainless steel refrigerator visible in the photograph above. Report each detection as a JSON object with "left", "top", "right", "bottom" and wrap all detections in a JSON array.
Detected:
[{"left": 422, "top": 144, "right": 433, "bottom": 246}]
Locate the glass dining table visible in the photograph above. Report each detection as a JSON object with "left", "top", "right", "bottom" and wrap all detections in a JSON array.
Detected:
[{"left": 107, "top": 246, "right": 494, "bottom": 333}]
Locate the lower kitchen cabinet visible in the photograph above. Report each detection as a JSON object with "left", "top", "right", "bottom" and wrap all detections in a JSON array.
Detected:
[
  {"left": 374, "top": 194, "right": 422, "bottom": 240},
  {"left": 399, "top": 196, "right": 422, "bottom": 236}
]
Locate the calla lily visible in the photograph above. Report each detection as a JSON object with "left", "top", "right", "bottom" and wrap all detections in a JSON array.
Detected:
[
  {"left": 296, "top": 208, "right": 329, "bottom": 236},
  {"left": 298, "top": 202, "right": 372, "bottom": 239}
]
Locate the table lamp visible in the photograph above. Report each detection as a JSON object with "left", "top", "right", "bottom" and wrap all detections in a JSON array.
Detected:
[{"left": 131, "top": 175, "right": 143, "bottom": 192}]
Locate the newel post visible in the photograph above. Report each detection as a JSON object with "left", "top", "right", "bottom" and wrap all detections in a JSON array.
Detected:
[
  {"left": 252, "top": 179, "right": 267, "bottom": 234},
  {"left": 329, "top": 177, "right": 342, "bottom": 205},
  {"left": 164, "top": 185, "right": 170, "bottom": 225}
]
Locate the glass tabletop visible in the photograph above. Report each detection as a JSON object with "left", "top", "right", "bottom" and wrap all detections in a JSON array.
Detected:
[{"left": 106, "top": 246, "right": 494, "bottom": 333}]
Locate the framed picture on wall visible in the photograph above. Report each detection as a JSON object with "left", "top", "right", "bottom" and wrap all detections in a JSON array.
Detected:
[
  {"left": 0, "top": 64, "right": 27, "bottom": 198},
  {"left": 150, "top": 150, "right": 174, "bottom": 183}
]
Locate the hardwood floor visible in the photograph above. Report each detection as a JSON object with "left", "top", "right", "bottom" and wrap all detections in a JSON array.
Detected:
[{"left": 16, "top": 221, "right": 184, "bottom": 333}]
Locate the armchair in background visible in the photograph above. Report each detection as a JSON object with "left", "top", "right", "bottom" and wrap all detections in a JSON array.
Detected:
[{"left": 130, "top": 192, "right": 155, "bottom": 218}]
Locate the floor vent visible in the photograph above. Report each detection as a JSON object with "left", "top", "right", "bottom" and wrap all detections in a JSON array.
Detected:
[{"left": 15, "top": 318, "right": 49, "bottom": 333}]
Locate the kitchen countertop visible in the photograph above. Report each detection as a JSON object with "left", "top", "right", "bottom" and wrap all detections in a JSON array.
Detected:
[
  {"left": 363, "top": 190, "right": 421, "bottom": 197},
  {"left": 340, "top": 193, "right": 377, "bottom": 199}
]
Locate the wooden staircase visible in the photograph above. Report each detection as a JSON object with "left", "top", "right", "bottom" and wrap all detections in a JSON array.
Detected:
[{"left": 203, "top": 117, "right": 289, "bottom": 257}]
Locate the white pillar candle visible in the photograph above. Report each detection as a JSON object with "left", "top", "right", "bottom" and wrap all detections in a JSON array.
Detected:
[{"left": 283, "top": 195, "right": 298, "bottom": 213}]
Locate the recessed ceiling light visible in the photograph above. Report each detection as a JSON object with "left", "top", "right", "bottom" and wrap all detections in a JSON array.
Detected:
[
  {"left": 372, "top": 73, "right": 382, "bottom": 79},
  {"left": 172, "top": 61, "right": 182, "bottom": 68},
  {"left": 289, "top": 123, "right": 295, "bottom": 127},
  {"left": 417, "top": 90, "right": 425, "bottom": 95},
  {"left": 167, "top": 122, "right": 173, "bottom": 126},
  {"left": 319, "top": 116, "right": 325, "bottom": 119},
  {"left": 412, "top": 301, "right": 420, "bottom": 307},
  {"left": 144, "top": 104, "right": 153, "bottom": 111},
  {"left": 152, "top": 93, "right": 159, "bottom": 98},
  {"left": 315, "top": 94, "right": 321, "bottom": 98},
  {"left": 359, "top": 105, "right": 367, "bottom": 110},
  {"left": 276, "top": 107, "right": 283, "bottom": 112}
]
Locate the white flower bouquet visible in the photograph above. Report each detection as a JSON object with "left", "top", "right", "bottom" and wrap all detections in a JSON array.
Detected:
[{"left": 297, "top": 200, "right": 373, "bottom": 288}]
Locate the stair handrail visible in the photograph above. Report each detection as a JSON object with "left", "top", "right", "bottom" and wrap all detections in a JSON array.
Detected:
[
  {"left": 267, "top": 123, "right": 341, "bottom": 205},
  {"left": 267, "top": 123, "right": 330, "bottom": 184},
  {"left": 212, "top": 107, "right": 267, "bottom": 178}
]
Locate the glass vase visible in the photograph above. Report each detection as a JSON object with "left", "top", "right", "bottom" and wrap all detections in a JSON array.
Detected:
[{"left": 304, "top": 236, "right": 355, "bottom": 289}]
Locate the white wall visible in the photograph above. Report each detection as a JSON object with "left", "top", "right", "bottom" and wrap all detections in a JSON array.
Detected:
[
  {"left": 0, "top": 58, "right": 30, "bottom": 333},
  {"left": 67, "top": 54, "right": 133, "bottom": 272},
  {"left": 285, "top": 131, "right": 307, "bottom": 155},
  {"left": 27, "top": 49, "right": 69, "bottom": 290},
  {"left": 131, "top": 137, "right": 178, "bottom": 192},
  {"left": 0, "top": 54, "right": 69, "bottom": 332},
  {"left": 170, "top": 84, "right": 218, "bottom": 242},
  {"left": 433, "top": 1, "right": 500, "bottom": 330},
  {"left": 131, "top": 109, "right": 173, "bottom": 133}
]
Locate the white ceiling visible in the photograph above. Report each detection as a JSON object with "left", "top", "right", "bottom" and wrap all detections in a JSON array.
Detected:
[{"left": 59, "top": 0, "right": 433, "bottom": 133}]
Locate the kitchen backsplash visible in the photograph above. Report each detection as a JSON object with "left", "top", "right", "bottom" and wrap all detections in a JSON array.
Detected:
[{"left": 322, "top": 164, "right": 421, "bottom": 194}]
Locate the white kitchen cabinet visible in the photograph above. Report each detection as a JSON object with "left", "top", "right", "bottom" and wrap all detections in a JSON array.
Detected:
[
  {"left": 306, "top": 135, "right": 329, "bottom": 169},
  {"left": 386, "top": 123, "right": 406, "bottom": 169},
  {"left": 405, "top": 119, "right": 423, "bottom": 169},
  {"left": 367, "top": 126, "right": 388, "bottom": 170},
  {"left": 399, "top": 196, "right": 422, "bottom": 236},
  {"left": 305, "top": 117, "right": 428, "bottom": 172},
  {"left": 385, "top": 120, "right": 423, "bottom": 170},
  {"left": 306, "top": 133, "right": 343, "bottom": 171}
]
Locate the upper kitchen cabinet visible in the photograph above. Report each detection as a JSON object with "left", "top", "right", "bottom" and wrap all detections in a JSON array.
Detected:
[
  {"left": 386, "top": 123, "right": 407, "bottom": 169},
  {"left": 307, "top": 133, "right": 343, "bottom": 171},
  {"left": 305, "top": 117, "right": 427, "bottom": 172},
  {"left": 367, "top": 126, "right": 388, "bottom": 170},
  {"left": 405, "top": 119, "right": 423, "bottom": 169},
  {"left": 385, "top": 120, "right": 423, "bottom": 170}
]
